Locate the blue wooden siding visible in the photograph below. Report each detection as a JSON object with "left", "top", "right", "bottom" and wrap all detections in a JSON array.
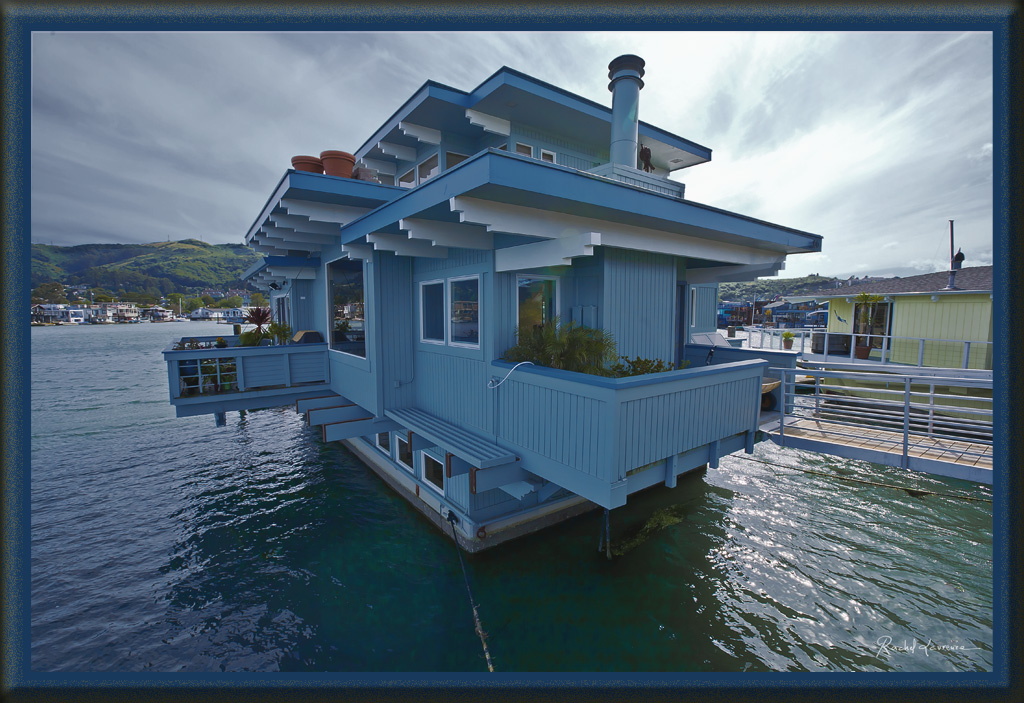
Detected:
[
  {"left": 497, "top": 380, "right": 605, "bottom": 479},
  {"left": 414, "top": 351, "right": 492, "bottom": 435},
  {"left": 508, "top": 125, "right": 606, "bottom": 170},
  {"left": 603, "top": 248, "right": 676, "bottom": 362},
  {"left": 490, "top": 359, "right": 766, "bottom": 505},
  {"left": 617, "top": 376, "right": 759, "bottom": 468},
  {"left": 289, "top": 279, "right": 317, "bottom": 333},
  {"left": 413, "top": 248, "right": 491, "bottom": 275},
  {"left": 242, "top": 354, "right": 287, "bottom": 388},
  {"left": 375, "top": 252, "right": 415, "bottom": 409},
  {"left": 288, "top": 350, "right": 328, "bottom": 384}
]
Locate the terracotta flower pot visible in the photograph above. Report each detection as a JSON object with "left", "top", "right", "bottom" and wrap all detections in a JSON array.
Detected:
[
  {"left": 320, "top": 150, "right": 356, "bottom": 178},
  {"left": 854, "top": 344, "right": 872, "bottom": 360},
  {"left": 291, "top": 155, "right": 323, "bottom": 173}
]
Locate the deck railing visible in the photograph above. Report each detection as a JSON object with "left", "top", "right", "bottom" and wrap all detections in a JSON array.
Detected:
[
  {"left": 163, "top": 335, "right": 329, "bottom": 402},
  {"left": 744, "top": 326, "right": 993, "bottom": 370},
  {"left": 491, "top": 358, "right": 767, "bottom": 487},
  {"left": 776, "top": 367, "right": 993, "bottom": 470}
]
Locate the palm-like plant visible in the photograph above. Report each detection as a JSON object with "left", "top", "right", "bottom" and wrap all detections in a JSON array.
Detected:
[
  {"left": 243, "top": 306, "right": 272, "bottom": 335},
  {"left": 505, "top": 318, "right": 618, "bottom": 376}
]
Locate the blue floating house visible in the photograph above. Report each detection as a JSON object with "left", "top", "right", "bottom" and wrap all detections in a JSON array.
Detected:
[{"left": 163, "top": 56, "right": 822, "bottom": 550}]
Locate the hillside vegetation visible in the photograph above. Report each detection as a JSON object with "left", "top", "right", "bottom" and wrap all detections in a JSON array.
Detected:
[
  {"left": 31, "top": 239, "right": 262, "bottom": 294},
  {"left": 719, "top": 275, "right": 840, "bottom": 302}
]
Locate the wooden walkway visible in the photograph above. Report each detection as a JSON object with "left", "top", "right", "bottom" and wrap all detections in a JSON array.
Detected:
[{"left": 764, "top": 416, "right": 993, "bottom": 484}]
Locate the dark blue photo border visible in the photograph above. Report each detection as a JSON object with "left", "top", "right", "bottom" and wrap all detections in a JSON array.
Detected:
[{"left": 2, "top": 2, "right": 1018, "bottom": 701}]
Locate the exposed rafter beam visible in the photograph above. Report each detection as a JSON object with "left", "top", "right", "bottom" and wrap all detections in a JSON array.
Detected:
[
  {"left": 269, "top": 213, "right": 342, "bottom": 238},
  {"left": 451, "top": 196, "right": 789, "bottom": 267},
  {"left": 265, "top": 266, "right": 317, "bottom": 280},
  {"left": 378, "top": 141, "right": 417, "bottom": 163},
  {"left": 366, "top": 233, "right": 448, "bottom": 259},
  {"left": 399, "top": 122, "right": 442, "bottom": 145},
  {"left": 465, "top": 109, "right": 510, "bottom": 136},
  {"left": 495, "top": 232, "right": 600, "bottom": 272},
  {"left": 281, "top": 199, "right": 371, "bottom": 224},
  {"left": 259, "top": 226, "right": 324, "bottom": 253},
  {"left": 399, "top": 218, "right": 494, "bottom": 250},
  {"left": 356, "top": 158, "right": 396, "bottom": 177},
  {"left": 341, "top": 243, "right": 375, "bottom": 260},
  {"left": 684, "top": 262, "right": 786, "bottom": 284}
]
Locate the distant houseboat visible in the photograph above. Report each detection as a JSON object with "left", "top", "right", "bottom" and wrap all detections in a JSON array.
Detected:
[{"left": 162, "top": 55, "right": 821, "bottom": 551}]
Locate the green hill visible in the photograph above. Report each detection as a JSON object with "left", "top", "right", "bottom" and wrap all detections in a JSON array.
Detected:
[
  {"left": 718, "top": 275, "right": 839, "bottom": 302},
  {"left": 31, "top": 239, "right": 262, "bottom": 294}
]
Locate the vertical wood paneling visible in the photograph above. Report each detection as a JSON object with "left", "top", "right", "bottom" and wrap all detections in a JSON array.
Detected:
[
  {"left": 890, "top": 295, "right": 992, "bottom": 368},
  {"left": 603, "top": 248, "right": 676, "bottom": 361},
  {"left": 377, "top": 253, "right": 415, "bottom": 409},
  {"left": 415, "top": 352, "right": 491, "bottom": 434}
]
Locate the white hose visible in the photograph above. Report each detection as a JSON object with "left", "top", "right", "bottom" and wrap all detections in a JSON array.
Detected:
[{"left": 487, "top": 361, "right": 534, "bottom": 389}]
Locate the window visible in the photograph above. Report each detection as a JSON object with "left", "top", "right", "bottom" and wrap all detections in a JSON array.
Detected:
[
  {"left": 420, "top": 280, "right": 445, "bottom": 343},
  {"left": 449, "top": 276, "right": 480, "bottom": 348},
  {"left": 446, "top": 152, "right": 468, "bottom": 169},
  {"left": 515, "top": 142, "right": 533, "bottom": 157},
  {"left": 540, "top": 149, "right": 556, "bottom": 164},
  {"left": 517, "top": 276, "right": 557, "bottom": 332},
  {"left": 329, "top": 258, "right": 366, "bottom": 357},
  {"left": 853, "top": 300, "right": 893, "bottom": 349},
  {"left": 417, "top": 154, "right": 439, "bottom": 183},
  {"left": 376, "top": 432, "right": 391, "bottom": 456},
  {"left": 398, "top": 169, "right": 415, "bottom": 188},
  {"left": 396, "top": 434, "right": 413, "bottom": 471},
  {"left": 422, "top": 454, "right": 444, "bottom": 494}
]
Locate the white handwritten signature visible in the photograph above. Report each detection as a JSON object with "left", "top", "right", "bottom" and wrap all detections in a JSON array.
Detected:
[{"left": 876, "top": 636, "right": 982, "bottom": 658}]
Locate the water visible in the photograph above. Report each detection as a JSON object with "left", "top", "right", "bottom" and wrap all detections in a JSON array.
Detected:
[{"left": 30, "top": 322, "right": 994, "bottom": 672}]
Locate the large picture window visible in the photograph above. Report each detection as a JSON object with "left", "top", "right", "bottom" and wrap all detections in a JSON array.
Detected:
[
  {"left": 449, "top": 276, "right": 480, "bottom": 348},
  {"left": 329, "top": 258, "right": 366, "bottom": 357},
  {"left": 517, "top": 276, "right": 557, "bottom": 332},
  {"left": 420, "top": 280, "right": 445, "bottom": 344}
]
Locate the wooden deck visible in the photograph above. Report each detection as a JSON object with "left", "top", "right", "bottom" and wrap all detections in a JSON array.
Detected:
[{"left": 780, "top": 417, "right": 992, "bottom": 469}]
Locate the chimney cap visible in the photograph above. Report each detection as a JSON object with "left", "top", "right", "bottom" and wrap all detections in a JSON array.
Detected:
[{"left": 608, "top": 54, "right": 646, "bottom": 81}]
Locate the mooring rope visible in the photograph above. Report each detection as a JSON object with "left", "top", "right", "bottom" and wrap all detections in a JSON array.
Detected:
[
  {"left": 446, "top": 513, "right": 495, "bottom": 672},
  {"left": 730, "top": 455, "right": 993, "bottom": 503}
]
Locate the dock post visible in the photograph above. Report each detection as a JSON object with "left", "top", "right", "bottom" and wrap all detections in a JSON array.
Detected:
[{"left": 215, "top": 412, "right": 226, "bottom": 427}]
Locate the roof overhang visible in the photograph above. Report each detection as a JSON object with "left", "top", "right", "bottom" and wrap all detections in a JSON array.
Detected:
[{"left": 354, "top": 67, "right": 712, "bottom": 176}]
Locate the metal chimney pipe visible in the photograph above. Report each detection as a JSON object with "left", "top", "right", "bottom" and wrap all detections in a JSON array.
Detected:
[{"left": 607, "top": 54, "right": 645, "bottom": 169}]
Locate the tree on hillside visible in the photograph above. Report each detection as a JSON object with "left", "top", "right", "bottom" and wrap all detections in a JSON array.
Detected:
[
  {"left": 167, "top": 293, "right": 185, "bottom": 310},
  {"left": 249, "top": 292, "right": 268, "bottom": 307},
  {"left": 31, "top": 282, "right": 68, "bottom": 304},
  {"left": 214, "top": 296, "right": 243, "bottom": 309},
  {"left": 201, "top": 294, "right": 215, "bottom": 306},
  {"left": 94, "top": 294, "right": 116, "bottom": 303},
  {"left": 185, "top": 297, "right": 205, "bottom": 313}
]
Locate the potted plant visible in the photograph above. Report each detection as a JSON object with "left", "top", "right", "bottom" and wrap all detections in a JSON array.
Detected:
[
  {"left": 781, "top": 330, "right": 795, "bottom": 350},
  {"left": 854, "top": 292, "right": 883, "bottom": 359},
  {"left": 239, "top": 306, "right": 272, "bottom": 346}
]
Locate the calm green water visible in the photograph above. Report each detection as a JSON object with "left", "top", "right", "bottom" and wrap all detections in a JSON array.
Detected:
[{"left": 30, "top": 322, "right": 994, "bottom": 672}]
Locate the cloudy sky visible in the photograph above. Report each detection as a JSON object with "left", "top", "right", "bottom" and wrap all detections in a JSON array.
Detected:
[{"left": 30, "top": 29, "right": 995, "bottom": 279}]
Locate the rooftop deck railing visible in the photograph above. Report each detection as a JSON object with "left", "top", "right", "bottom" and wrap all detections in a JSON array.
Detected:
[
  {"left": 776, "top": 367, "right": 993, "bottom": 473},
  {"left": 744, "top": 326, "right": 993, "bottom": 370},
  {"left": 162, "top": 335, "right": 329, "bottom": 405}
]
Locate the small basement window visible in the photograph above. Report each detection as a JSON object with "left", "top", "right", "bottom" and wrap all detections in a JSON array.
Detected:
[
  {"left": 376, "top": 432, "right": 391, "bottom": 456},
  {"left": 423, "top": 454, "right": 444, "bottom": 494},
  {"left": 398, "top": 169, "right": 415, "bottom": 188},
  {"left": 540, "top": 149, "right": 556, "bottom": 164},
  {"left": 515, "top": 142, "right": 533, "bottom": 157},
  {"left": 396, "top": 434, "right": 413, "bottom": 471}
]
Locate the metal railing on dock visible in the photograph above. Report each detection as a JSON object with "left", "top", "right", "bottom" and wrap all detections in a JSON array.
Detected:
[
  {"left": 771, "top": 366, "right": 993, "bottom": 483},
  {"left": 743, "top": 326, "right": 992, "bottom": 370}
]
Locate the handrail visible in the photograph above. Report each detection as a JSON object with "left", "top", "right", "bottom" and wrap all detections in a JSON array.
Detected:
[
  {"left": 743, "top": 326, "right": 992, "bottom": 370},
  {"left": 774, "top": 366, "right": 993, "bottom": 469}
]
